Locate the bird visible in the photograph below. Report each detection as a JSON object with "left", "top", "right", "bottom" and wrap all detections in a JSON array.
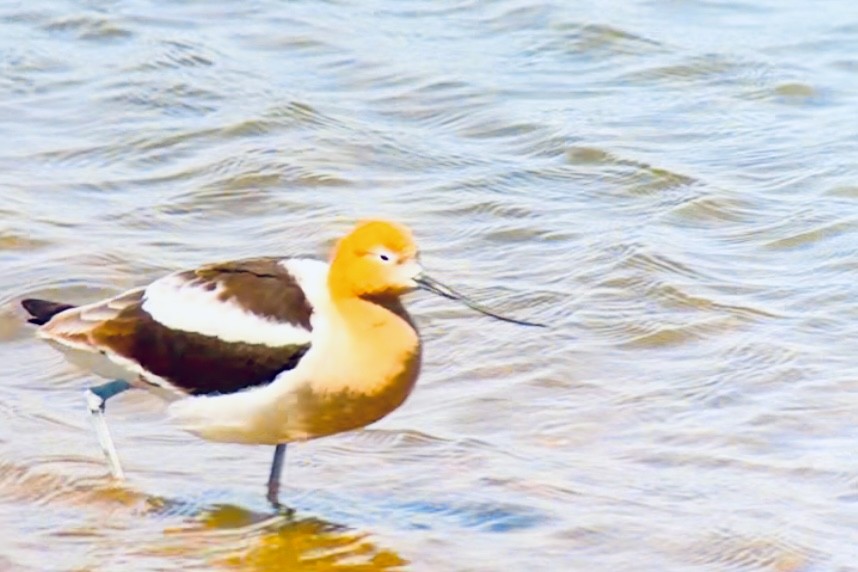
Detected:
[{"left": 20, "top": 219, "right": 544, "bottom": 506}]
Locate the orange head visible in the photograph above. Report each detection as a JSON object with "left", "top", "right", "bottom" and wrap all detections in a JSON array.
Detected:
[{"left": 328, "top": 220, "right": 423, "bottom": 299}]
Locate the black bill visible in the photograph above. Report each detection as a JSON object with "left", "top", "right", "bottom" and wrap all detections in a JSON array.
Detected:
[{"left": 415, "top": 274, "right": 546, "bottom": 328}]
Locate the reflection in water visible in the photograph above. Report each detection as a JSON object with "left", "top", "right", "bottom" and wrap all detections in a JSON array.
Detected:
[
  {"left": 0, "top": 457, "right": 406, "bottom": 571},
  {"left": 157, "top": 504, "right": 408, "bottom": 572}
]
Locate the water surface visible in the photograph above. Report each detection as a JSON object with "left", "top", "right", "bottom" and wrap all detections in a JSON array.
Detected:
[{"left": 2, "top": 0, "right": 858, "bottom": 570}]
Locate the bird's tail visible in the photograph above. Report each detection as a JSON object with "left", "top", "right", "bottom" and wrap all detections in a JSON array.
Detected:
[{"left": 21, "top": 299, "right": 76, "bottom": 325}]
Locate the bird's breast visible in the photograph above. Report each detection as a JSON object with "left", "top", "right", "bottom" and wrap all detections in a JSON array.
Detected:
[
  {"left": 289, "top": 313, "right": 421, "bottom": 439},
  {"left": 293, "top": 345, "right": 421, "bottom": 439}
]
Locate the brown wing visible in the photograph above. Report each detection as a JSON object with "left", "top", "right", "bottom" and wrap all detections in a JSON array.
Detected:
[
  {"left": 181, "top": 257, "right": 313, "bottom": 329},
  {"left": 91, "top": 300, "right": 309, "bottom": 395},
  {"left": 37, "top": 257, "right": 316, "bottom": 396}
]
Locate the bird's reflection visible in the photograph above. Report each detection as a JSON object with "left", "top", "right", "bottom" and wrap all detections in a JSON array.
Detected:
[
  {"left": 144, "top": 496, "right": 408, "bottom": 571},
  {"left": 1, "top": 461, "right": 537, "bottom": 571}
]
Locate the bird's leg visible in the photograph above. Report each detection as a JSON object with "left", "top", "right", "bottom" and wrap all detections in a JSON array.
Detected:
[
  {"left": 266, "top": 444, "right": 287, "bottom": 508},
  {"left": 84, "top": 380, "right": 131, "bottom": 480}
]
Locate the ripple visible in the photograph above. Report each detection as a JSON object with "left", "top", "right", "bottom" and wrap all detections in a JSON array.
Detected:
[
  {"left": 621, "top": 317, "right": 737, "bottom": 349},
  {"left": 132, "top": 40, "right": 216, "bottom": 72},
  {"left": 0, "top": 231, "right": 50, "bottom": 251},
  {"left": 543, "top": 22, "right": 666, "bottom": 59},
  {"left": 0, "top": 458, "right": 141, "bottom": 508},
  {"left": 743, "top": 81, "right": 826, "bottom": 106},
  {"left": 763, "top": 219, "right": 858, "bottom": 251},
  {"left": 625, "top": 53, "right": 746, "bottom": 86},
  {"left": 684, "top": 529, "right": 815, "bottom": 572},
  {"left": 565, "top": 145, "right": 617, "bottom": 165},
  {"left": 670, "top": 194, "right": 757, "bottom": 225},
  {"left": 43, "top": 14, "right": 133, "bottom": 41},
  {"left": 566, "top": 146, "right": 697, "bottom": 193}
]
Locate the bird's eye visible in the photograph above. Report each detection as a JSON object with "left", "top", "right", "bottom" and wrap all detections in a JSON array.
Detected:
[{"left": 379, "top": 253, "right": 391, "bottom": 262}]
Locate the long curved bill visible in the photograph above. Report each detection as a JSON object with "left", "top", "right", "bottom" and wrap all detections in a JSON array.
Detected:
[{"left": 415, "top": 274, "right": 547, "bottom": 328}]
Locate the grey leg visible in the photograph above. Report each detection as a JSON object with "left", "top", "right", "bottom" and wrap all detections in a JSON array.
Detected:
[
  {"left": 266, "top": 444, "right": 287, "bottom": 507},
  {"left": 84, "top": 380, "right": 131, "bottom": 479}
]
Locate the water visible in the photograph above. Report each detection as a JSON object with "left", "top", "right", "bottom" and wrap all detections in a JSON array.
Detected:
[{"left": 2, "top": 0, "right": 858, "bottom": 569}]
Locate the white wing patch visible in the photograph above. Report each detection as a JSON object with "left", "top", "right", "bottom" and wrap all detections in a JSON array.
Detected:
[
  {"left": 141, "top": 272, "right": 313, "bottom": 347},
  {"left": 164, "top": 260, "right": 334, "bottom": 443},
  {"left": 278, "top": 259, "right": 330, "bottom": 317}
]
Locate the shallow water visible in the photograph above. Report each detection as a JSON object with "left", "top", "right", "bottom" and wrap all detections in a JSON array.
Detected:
[{"left": 2, "top": 0, "right": 858, "bottom": 570}]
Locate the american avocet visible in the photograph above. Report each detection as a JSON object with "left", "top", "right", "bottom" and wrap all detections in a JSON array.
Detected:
[{"left": 21, "top": 220, "right": 543, "bottom": 506}]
